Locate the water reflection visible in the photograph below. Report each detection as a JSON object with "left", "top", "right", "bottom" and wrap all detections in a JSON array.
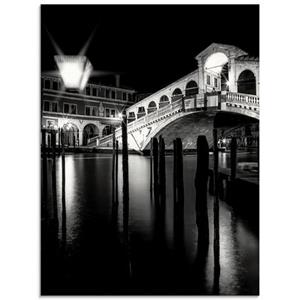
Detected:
[{"left": 44, "top": 151, "right": 258, "bottom": 295}]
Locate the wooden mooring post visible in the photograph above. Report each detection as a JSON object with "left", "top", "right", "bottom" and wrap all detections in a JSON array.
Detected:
[
  {"left": 122, "top": 114, "right": 129, "bottom": 232},
  {"left": 51, "top": 130, "right": 58, "bottom": 226},
  {"left": 60, "top": 129, "right": 66, "bottom": 227},
  {"left": 41, "top": 129, "right": 48, "bottom": 221},
  {"left": 213, "top": 128, "right": 220, "bottom": 287},
  {"left": 194, "top": 135, "right": 209, "bottom": 246},
  {"left": 112, "top": 128, "right": 116, "bottom": 203},
  {"left": 115, "top": 140, "right": 119, "bottom": 203},
  {"left": 152, "top": 137, "right": 159, "bottom": 202},
  {"left": 173, "top": 138, "right": 184, "bottom": 250},
  {"left": 230, "top": 137, "right": 237, "bottom": 181},
  {"left": 159, "top": 135, "right": 166, "bottom": 202},
  {"left": 150, "top": 138, "right": 153, "bottom": 194}
]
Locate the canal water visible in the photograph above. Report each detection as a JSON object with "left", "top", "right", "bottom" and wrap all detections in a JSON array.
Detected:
[{"left": 42, "top": 152, "right": 259, "bottom": 295}]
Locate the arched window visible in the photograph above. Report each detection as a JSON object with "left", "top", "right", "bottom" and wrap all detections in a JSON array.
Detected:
[
  {"left": 147, "top": 101, "right": 157, "bottom": 114},
  {"left": 137, "top": 106, "right": 146, "bottom": 118},
  {"left": 172, "top": 88, "right": 183, "bottom": 102},
  {"left": 159, "top": 95, "right": 169, "bottom": 108},
  {"left": 62, "top": 123, "right": 79, "bottom": 146},
  {"left": 237, "top": 70, "right": 256, "bottom": 95},
  {"left": 83, "top": 124, "right": 100, "bottom": 145},
  {"left": 102, "top": 125, "right": 112, "bottom": 137},
  {"left": 185, "top": 80, "right": 199, "bottom": 97},
  {"left": 128, "top": 112, "right": 136, "bottom": 123}
]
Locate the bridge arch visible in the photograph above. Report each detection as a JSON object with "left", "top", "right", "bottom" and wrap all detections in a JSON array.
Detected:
[
  {"left": 82, "top": 123, "right": 99, "bottom": 145},
  {"left": 185, "top": 80, "right": 199, "bottom": 97},
  {"left": 159, "top": 95, "right": 170, "bottom": 108},
  {"left": 147, "top": 101, "right": 157, "bottom": 114},
  {"left": 237, "top": 69, "right": 256, "bottom": 95},
  {"left": 172, "top": 88, "right": 183, "bottom": 102}
]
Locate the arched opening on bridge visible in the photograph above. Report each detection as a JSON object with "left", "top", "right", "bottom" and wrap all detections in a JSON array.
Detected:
[
  {"left": 128, "top": 111, "right": 136, "bottom": 123},
  {"left": 185, "top": 80, "right": 199, "bottom": 97},
  {"left": 102, "top": 125, "right": 113, "bottom": 137},
  {"left": 137, "top": 106, "right": 146, "bottom": 118},
  {"left": 221, "top": 63, "right": 229, "bottom": 91},
  {"left": 172, "top": 88, "right": 183, "bottom": 102},
  {"left": 147, "top": 101, "right": 157, "bottom": 114},
  {"left": 63, "top": 123, "right": 79, "bottom": 146},
  {"left": 82, "top": 124, "right": 99, "bottom": 145},
  {"left": 204, "top": 52, "right": 229, "bottom": 92},
  {"left": 237, "top": 70, "right": 256, "bottom": 95},
  {"left": 159, "top": 95, "right": 169, "bottom": 108}
]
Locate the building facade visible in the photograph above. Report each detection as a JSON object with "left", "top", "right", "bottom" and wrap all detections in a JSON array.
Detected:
[{"left": 41, "top": 75, "right": 136, "bottom": 146}]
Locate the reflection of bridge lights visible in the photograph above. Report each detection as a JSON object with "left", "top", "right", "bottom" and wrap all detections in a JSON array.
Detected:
[{"left": 54, "top": 55, "right": 93, "bottom": 91}]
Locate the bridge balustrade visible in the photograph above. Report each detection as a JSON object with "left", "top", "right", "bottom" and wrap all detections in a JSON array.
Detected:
[{"left": 226, "top": 92, "right": 259, "bottom": 106}]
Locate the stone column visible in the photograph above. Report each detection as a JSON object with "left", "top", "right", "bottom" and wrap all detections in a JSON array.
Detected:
[
  {"left": 197, "top": 58, "right": 205, "bottom": 94},
  {"left": 79, "top": 128, "right": 83, "bottom": 145},
  {"left": 228, "top": 57, "right": 238, "bottom": 93}
]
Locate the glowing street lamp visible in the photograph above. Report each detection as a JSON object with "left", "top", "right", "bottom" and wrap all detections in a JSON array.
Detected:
[{"left": 54, "top": 55, "right": 93, "bottom": 91}]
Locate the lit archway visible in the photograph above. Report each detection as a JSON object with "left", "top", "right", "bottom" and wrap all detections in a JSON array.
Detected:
[
  {"left": 63, "top": 123, "right": 79, "bottom": 146},
  {"left": 102, "top": 125, "right": 112, "bottom": 137},
  {"left": 185, "top": 80, "right": 199, "bottom": 97},
  {"left": 159, "top": 95, "right": 169, "bottom": 108},
  {"left": 204, "top": 52, "right": 229, "bottom": 74},
  {"left": 204, "top": 52, "right": 229, "bottom": 92},
  {"left": 237, "top": 70, "right": 256, "bottom": 95},
  {"left": 172, "top": 88, "right": 183, "bottom": 102},
  {"left": 147, "top": 101, "right": 157, "bottom": 114},
  {"left": 83, "top": 124, "right": 99, "bottom": 145}
]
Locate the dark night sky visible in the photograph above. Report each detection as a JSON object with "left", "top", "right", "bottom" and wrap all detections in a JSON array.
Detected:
[{"left": 41, "top": 5, "right": 259, "bottom": 93}]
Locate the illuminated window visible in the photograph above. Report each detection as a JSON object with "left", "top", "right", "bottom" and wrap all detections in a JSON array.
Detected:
[
  {"left": 214, "top": 78, "right": 218, "bottom": 88},
  {"left": 105, "top": 109, "right": 110, "bottom": 117},
  {"left": 92, "top": 107, "right": 97, "bottom": 116},
  {"left": 111, "top": 109, "right": 116, "bottom": 118},
  {"left": 207, "top": 75, "right": 211, "bottom": 85}
]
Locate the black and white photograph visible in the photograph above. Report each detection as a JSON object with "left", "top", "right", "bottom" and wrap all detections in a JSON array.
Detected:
[
  {"left": 4, "top": 1, "right": 300, "bottom": 299},
  {"left": 40, "top": 4, "right": 259, "bottom": 295}
]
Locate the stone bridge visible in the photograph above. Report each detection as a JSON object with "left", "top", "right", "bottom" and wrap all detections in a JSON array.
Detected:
[{"left": 89, "top": 43, "right": 259, "bottom": 151}]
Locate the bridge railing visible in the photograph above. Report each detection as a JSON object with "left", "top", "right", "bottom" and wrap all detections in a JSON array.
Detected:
[
  {"left": 127, "top": 98, "right": 184, "bottom": 132},
  {"left": 226, "top": 92, "right": 259, "bottom": 106},
  {"left": 92, "top": 98, "right": 185, "bottom": 146}
]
